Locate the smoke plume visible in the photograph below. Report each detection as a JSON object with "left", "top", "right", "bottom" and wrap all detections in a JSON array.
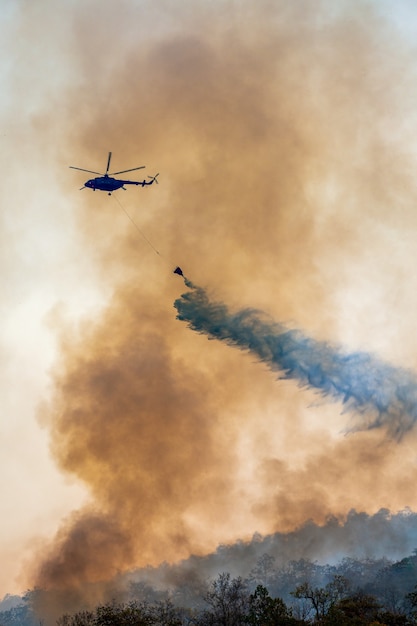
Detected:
[{"left": 10, "top": 0, "right": 417, "bottom": 623}]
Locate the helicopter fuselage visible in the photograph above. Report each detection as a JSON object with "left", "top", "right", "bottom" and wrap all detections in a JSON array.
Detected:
[
  {"left": 85, "top": 175, "right": 140, "bottom": 192},
  {"left": 70, "top": 152, "right": 158, "bottom": 193}
]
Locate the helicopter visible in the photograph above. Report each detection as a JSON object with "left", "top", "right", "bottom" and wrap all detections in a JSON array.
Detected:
[{"left": 69, "top": 152, "right": 159, "bottom": 195}]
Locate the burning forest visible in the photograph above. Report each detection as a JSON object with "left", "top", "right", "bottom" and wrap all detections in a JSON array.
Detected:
[{"left": 2, "top": 1, "right": 417, "bottom": 624}]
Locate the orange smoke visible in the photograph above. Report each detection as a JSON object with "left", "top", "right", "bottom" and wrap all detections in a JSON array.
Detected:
[{"left": 17, "top": 2, "right": 417, "bottom": 622}]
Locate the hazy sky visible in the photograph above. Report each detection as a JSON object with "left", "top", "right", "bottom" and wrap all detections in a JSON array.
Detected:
[{"left": 2, "top": 0, "right": 417, "bottom": 604}]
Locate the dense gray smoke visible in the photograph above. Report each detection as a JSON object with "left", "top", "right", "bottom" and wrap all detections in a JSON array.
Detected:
[{"left": 175, "top": 281, "right": 417, "bottom": 438}]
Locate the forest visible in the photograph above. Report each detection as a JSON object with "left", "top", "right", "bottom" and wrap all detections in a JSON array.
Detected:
[{"left": 3, "top": 550, "right": 417, "bottom": 625}]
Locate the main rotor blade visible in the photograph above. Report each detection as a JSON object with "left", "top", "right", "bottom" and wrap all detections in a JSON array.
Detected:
[
  {"left": 110, "top": 165, "right": 146, "bottom": 175},
  {"left": 69, "top": 166, "right": 102, "bottom": 175},
  {"left": 105, "top": 152, "right": 112, "bottom": 175}
]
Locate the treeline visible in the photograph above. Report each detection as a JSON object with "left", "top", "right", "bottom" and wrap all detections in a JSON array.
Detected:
[
  {"left": 3, "top": 552, "right": 417, "bottom": 625},
  {"left": 56, "top": 573, "right": 417, "bottom": 625},
  {"left": 4, "top": 575, "right": 417, "bottom": 626}
]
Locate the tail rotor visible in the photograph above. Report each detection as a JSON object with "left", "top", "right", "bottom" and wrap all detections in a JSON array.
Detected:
[{"left": 148, "top": 173, "right": 159, "bottom": 185}]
